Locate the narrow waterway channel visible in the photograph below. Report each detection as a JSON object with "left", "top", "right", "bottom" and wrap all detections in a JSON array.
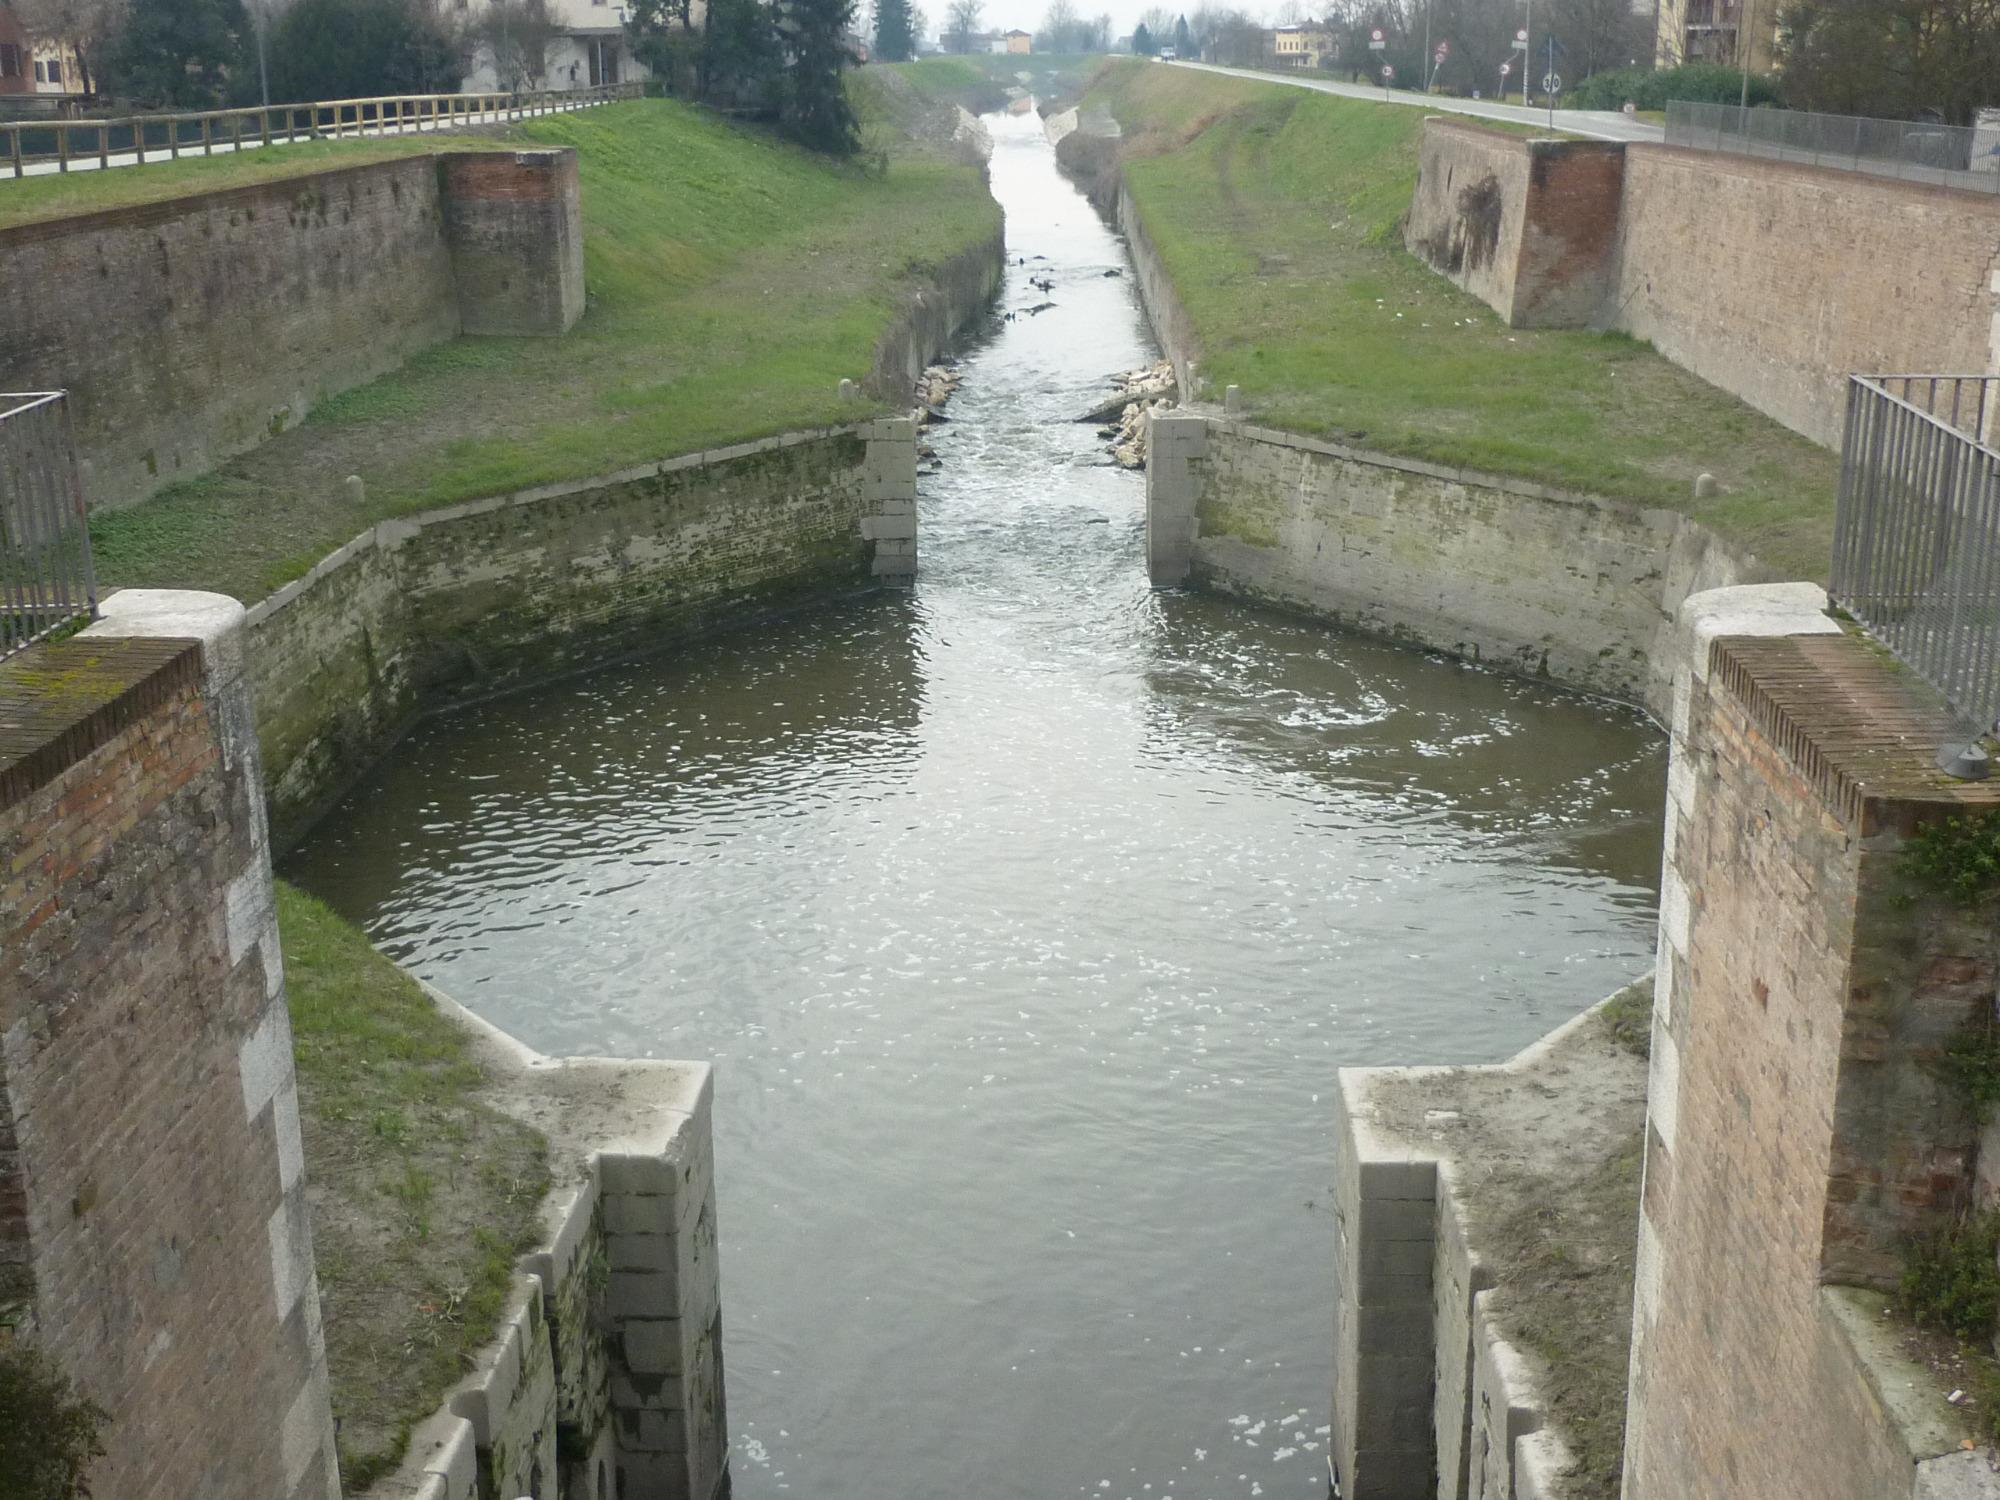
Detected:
[{"left": 286, "top": 109, "right": 1667, "bottom": 1500}]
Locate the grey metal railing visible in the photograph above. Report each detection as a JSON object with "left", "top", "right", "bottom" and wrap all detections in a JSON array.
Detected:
[
  {"left": 1, "top": 392, "right": 96, "bottom": 660},
  {"left": 1831, "top": 375, "right": 2000, "bottom": 735},
  {"left": 1666, "top": 99, "right": 2000, "bottom": 194},
  {"left": 2, "top": 83, "right": 644, "bottom": 180}
]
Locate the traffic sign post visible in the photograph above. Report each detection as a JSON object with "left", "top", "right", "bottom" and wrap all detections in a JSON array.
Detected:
[
  {"left": 1381, "top": 61, "right": 1394, "bottom": 97},
  {"left": 1427, "top": 38, "right": 1449, "bottom": 90}
]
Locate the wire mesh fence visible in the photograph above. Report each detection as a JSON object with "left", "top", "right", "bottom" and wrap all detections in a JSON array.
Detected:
[
  {"left": 1666, "top": 99, "right": 2000, "bottom": 194},
  {"left": 1831, "top": 376, "right": 2000, "bottom": 734},
  {"left": 2, "top": 83, "right": 644, "bottom": 180},
  {"left": 2, "top": 392, "right": 97, "bottom": 661}
]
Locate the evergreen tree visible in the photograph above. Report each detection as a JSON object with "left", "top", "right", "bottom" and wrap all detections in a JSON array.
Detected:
[
  {"left": 1131, "top": 19, "right": 1154, "bottom": 51},
  {"left": 1172, "top": 12, "right": 1191, "bottom": 52},
  {"left": 780, "top": 0, "right": 860, "bottom": 153},
  {"left": 267, "top": 0, "right": 459, "bottom": 101},
  {"left": 103, "top": 0, "right": 251, "bottom": 105},
  {"left": 874, "top": 0, "right": 916, "bottom": 59}
]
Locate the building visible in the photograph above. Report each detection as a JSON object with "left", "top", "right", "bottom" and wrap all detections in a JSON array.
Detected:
[
  {"left": 1267, "top": 22, "right": 1334, "bottom": 67},
  {"left": 1005, "top": 28, "right": 1032, "bottom": 52},
  {"left": 459, "top": 0, "right": 677, "bottom": 92},
  {"left": 1655, "top": 0, "right": 1778, "bottom": 70},
  {"left": 0, "top": 2, "right": 86, "bottom": 109}
]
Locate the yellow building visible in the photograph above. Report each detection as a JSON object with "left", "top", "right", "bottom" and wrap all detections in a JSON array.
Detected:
[
  {"left": 1005, "top": 29, "right": 1032, "bottom": 52},
  {"left": 1269, "top": 24, "right": 1334, "bottom": 68},
  {"left": 1655, "top": 0, "right": 1779, "bottom": 72}
]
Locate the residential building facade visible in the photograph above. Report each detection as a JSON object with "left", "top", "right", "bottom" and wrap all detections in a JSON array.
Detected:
[{"left": 1654, "top": 0, "right": 1777, "bottom": 70}]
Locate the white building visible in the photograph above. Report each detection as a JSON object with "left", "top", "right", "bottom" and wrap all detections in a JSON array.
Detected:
[{"left": 459, "top": 0, "right": 694, "bottom": 92}]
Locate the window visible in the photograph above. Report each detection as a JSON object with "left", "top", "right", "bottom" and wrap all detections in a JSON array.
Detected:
[
  {"left": 0, "top": 44, "right": 20, "bottom": 78},
  {"left": 33, "top": 58, "right": 44, "bottom": 81},
  {"left": 47, "top": 58, "right": 59, "bottom": 83}
]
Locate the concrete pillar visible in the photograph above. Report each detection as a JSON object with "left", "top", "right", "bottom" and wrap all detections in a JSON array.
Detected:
[
  {"left": 1146, "top": 412, "right": 1207, "bottom": 586},
  {"left": 439, "top": 149, "right": 586, "bottom": 336},
  {"left": 861, "top": 415, "right": 919, "bottom": 585}
]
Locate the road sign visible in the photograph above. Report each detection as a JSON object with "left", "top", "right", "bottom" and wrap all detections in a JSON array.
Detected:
[
  {"left": 1368, "top": 27, "right": 1385, "bottom": 48},
  {"left": 1543, "top": 72, "right": 1561, "bottom": 92},
  {"left": 1433, "top": 45, "right": 1446, "bottom": 62},
  {"left": 1515, "top": 27, "right": 1527, "bottom": 43},
  {"left": 1381, "top": 63, "right": 1394, "bottom": 79},
  {"left": 1434, "top": 38, "right": 1449, "bottom": 54},
  {"left": 1499, "top": 60, "right": 1511, "bottom": 75}
]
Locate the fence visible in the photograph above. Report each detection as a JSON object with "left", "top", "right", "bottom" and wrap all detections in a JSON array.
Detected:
[
  {"left": 1, "top": 393, "right": 96, "bottom": 661},
  {"left": 1831, "top": 376, "right": 2000, "bottom": 737},
  {"left": 1666, "top": 99, "right": 2000, "bottom": 195},
  {"left": 2, "top": 83, "right": 644, "bottom": 180}
]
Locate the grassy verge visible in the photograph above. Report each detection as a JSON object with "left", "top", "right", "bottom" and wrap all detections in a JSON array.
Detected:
[
  {"left": 88, "top": 93, "right": 999, "bottom": 601},
  {"left": 1084, "top": 58, "right": 1841, "bottom": 579},
  {"left": 280, "top": 882, "right": 550, "bottom": 1491}
]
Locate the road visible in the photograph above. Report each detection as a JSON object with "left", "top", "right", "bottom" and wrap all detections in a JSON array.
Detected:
[
  {"left": 1164, "top": 60, "right": 1666, "bottom": 143},
  {"left": 3, "top": 95, "right": 618, "bottom": 182}
]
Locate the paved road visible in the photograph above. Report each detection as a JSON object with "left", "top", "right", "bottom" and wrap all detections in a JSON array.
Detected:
[
  {"left": 3, "top": 96, "right": 614, "bottom": 181},
  {"left": 1164, "top": 60, "right": 1666, "bottom": 143}
]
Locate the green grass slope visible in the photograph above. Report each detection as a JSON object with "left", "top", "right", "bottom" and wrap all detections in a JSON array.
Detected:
[
  {"left": 1087, "top": 59, "right": 1840, "bottom": 580},
  {"left": 89, "top": 96, "right": 999, "bottom": 600}
]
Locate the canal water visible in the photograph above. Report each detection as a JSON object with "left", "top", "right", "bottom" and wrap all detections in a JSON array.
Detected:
[{"left": 286, "top": 109, "right": 1666, "bottom": 1499}]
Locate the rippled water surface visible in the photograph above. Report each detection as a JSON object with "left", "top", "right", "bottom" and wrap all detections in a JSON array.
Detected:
[{"left": 287, "top": 110, "right": 1666, "bottom": 1500}]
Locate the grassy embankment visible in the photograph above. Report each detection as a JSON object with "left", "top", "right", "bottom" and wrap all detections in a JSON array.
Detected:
[
  {"left": 82, "top": 89, "right": 999, "bottom": 601},
  {"left": 1083, "top": 59, "right": 1842, "bottom": 581},
  {"left": 278, "top": 882, "right": 550, "bottom": 1490}
]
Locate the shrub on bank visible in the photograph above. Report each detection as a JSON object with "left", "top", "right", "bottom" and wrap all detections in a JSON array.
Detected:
[{"left": 1566, "top": 63, "right": 1781, "bottom": 112}]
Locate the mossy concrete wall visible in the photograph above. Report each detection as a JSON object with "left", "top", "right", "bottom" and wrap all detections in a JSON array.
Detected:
[
  {"left": 866, "top": 224, "right": 1006, "bottom": 399},
  {"left": 246, "top": 420, "right": 919, "bottom": 850},
  {"left": 1147, "top": 416, "right": 1758, "bottom": 719}
]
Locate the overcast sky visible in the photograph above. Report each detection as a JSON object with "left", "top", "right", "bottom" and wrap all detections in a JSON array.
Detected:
[{"left": 918, "top": 1, "right": 1210, "bottom": 44}]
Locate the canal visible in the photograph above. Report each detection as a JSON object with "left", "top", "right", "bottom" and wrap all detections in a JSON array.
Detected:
[{"left": 285, "top": 107, "right": 1666, "bottom": 1500}]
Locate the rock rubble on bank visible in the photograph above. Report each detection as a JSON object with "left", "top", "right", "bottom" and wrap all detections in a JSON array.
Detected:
[{"left": 1083, "top": 360, "right": 1175, "bottom": 469}]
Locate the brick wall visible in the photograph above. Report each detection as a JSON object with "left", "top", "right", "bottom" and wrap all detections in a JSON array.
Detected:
[
  {"left": 440, "top": 149, "right": 586, "bottom": 336},
  {"left": 0, "top": 591, "right": 337, "bottom": 1500},
  {"left": 0, "top": 149, "right": 588, "bottom": 510},
  {"left": 1625, "top": 589, "right": 2000, "bottom": 1499},
  {"left": 1402, "top": 118, "right": 2000, "bottom": 447}
]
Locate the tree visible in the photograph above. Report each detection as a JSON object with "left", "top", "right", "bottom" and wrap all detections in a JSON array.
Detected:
[
  {"left": 101, "top": 0, "right": 250, "bottom": 105},
  {"left": 11, "top": 0, "right": 125, "bottom": 95},
  {"left": 943, "top": 0, "right": 979, "bottom": 49},
  {"left": 702, "top": 0, "right": 781, "bottom": 101},
  {"left": 1778, "top": 0, "right": 2000, "bottom": 123},
  {"left": 1132, "top": 19, "right": 1155, "bottom": 50},
  {"left": 779, "top": 0, "right": 859, "bottom": 151},
  {"left": 476, "top": 0, "right": 558, "bottom": 89},
  {"left": 268, "top": 0, "right": 460, "bottom": 98},
  {"left": 627, "top": 0, "right": 703, "bottom": 92},
  {"left": 874, "top": 0, "right": 916, "bottom": 58},
  {"left": 1172, "top": 11, "right": 1191, "bottom": 51}
]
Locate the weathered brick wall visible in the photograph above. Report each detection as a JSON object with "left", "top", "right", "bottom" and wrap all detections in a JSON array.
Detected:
[
  {"left": 1157, "top": 417, "right": 1758, "bottom": 717},
  {"left": 0, "top": 591, "right": 337, "bottom": 1500},
  {"left": 1402, "top": 119, "right": 2000, "bottom": 447},
  {"left": 0, "top": 149, "right": 589, "bottom": 510},
  {"left": 1612, "top": 146, "right": 2000, "bottom": 446},
  {"left": 1404, "top": 123, "right": 1626, "bottom": 330},
  {"left": 247, "top": 421, "right": 917, "bottom": 848},
  {"left": 440, "top": 149, "right": 586, "bottom": 336},
  {"left": 1626, "top": 589, "right": 2000, "bottom": 1499}
]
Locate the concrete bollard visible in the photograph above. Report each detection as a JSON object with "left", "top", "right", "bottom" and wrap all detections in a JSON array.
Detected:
[
  {"left": 838, "top": 378, "right": 857, "bottom": 401},
  {"left": 344, "top": 474, "right": 366, "bottom": 507},
  {"left": 1224, "top": 384, "right": 1242, "bottom": 415},
  {"left": 1693, "top": 472, "right": 1719, "bottom": 499}
]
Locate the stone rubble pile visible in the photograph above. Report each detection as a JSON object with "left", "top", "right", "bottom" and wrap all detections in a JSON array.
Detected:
[{"left": 1087, "top": 360, "right": 1176, "bottom": 470}]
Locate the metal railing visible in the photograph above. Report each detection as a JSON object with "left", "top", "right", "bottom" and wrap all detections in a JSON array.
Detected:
[
  {"left": 2, "top": 82, "right": 644, "bottom": 180},
  {"left": 1831, "top": 376, "right": 2000, "bottom": 734},
  {"left": 1666, "top": 99, "right": 2000, "bottom": 194},
  {"left": 1, "top": 393, "right": 97, "bottom": 661}
]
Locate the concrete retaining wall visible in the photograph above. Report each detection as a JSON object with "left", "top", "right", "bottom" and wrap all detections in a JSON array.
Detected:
[
  {"left": 1145, "top": 413, "right": 1759, "bottom": 718},
  {"left": 0, "top": 149, "right": 586, "bottom": 511},
  {"left": 246, "top": 419, "right": 919, "bottom": 849},
  {"left": 865, "top": 225, "right": 1006, "bottom": 399},
  {"left": 1403, "top": 118, "right": 2000, "bottom": 447},
  {"left": 373, "top": 992, "right": 726, "bottom": 1500}
]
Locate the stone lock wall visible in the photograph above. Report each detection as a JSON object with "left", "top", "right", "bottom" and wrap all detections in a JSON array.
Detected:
[
  {"left": 0, "top": 149, "right": 587, "bottom": 510},
  {"left": 247, "top": 420, "right": 920, "bottom": 849},
  {"left": 1623, "top": 587, "right": 2000, "bottom": 1500},
  {"left": 1144, "top": 414, "right": 1758, "bottom": 717},
  {"left": 1403, "top": 118, "right": 2000, "bottom": 447},
  {"left": 0, "top": 591, "right": 337, "bottom": 1500}
]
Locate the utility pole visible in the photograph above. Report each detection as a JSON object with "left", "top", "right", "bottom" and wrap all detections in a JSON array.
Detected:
[
  {"left": 1736, "top": 0, "right": 1755, "bottom": 127},
  {"left": 256, "top": 0, "right": 270, "bottom": 107},
  {"left": 1522, "top": 0, "right": 1530, "bottom": 107}
]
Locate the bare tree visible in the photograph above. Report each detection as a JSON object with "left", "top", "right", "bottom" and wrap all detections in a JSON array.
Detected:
[
  {"left": 12, "top": 0, "right": 126, "bottom": 94},
  {"left": 478, "top": 0, "right": 560, "bottom": 89},
  {"left": 944, "top": 0, "right": 981, "bottom": 48}
]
